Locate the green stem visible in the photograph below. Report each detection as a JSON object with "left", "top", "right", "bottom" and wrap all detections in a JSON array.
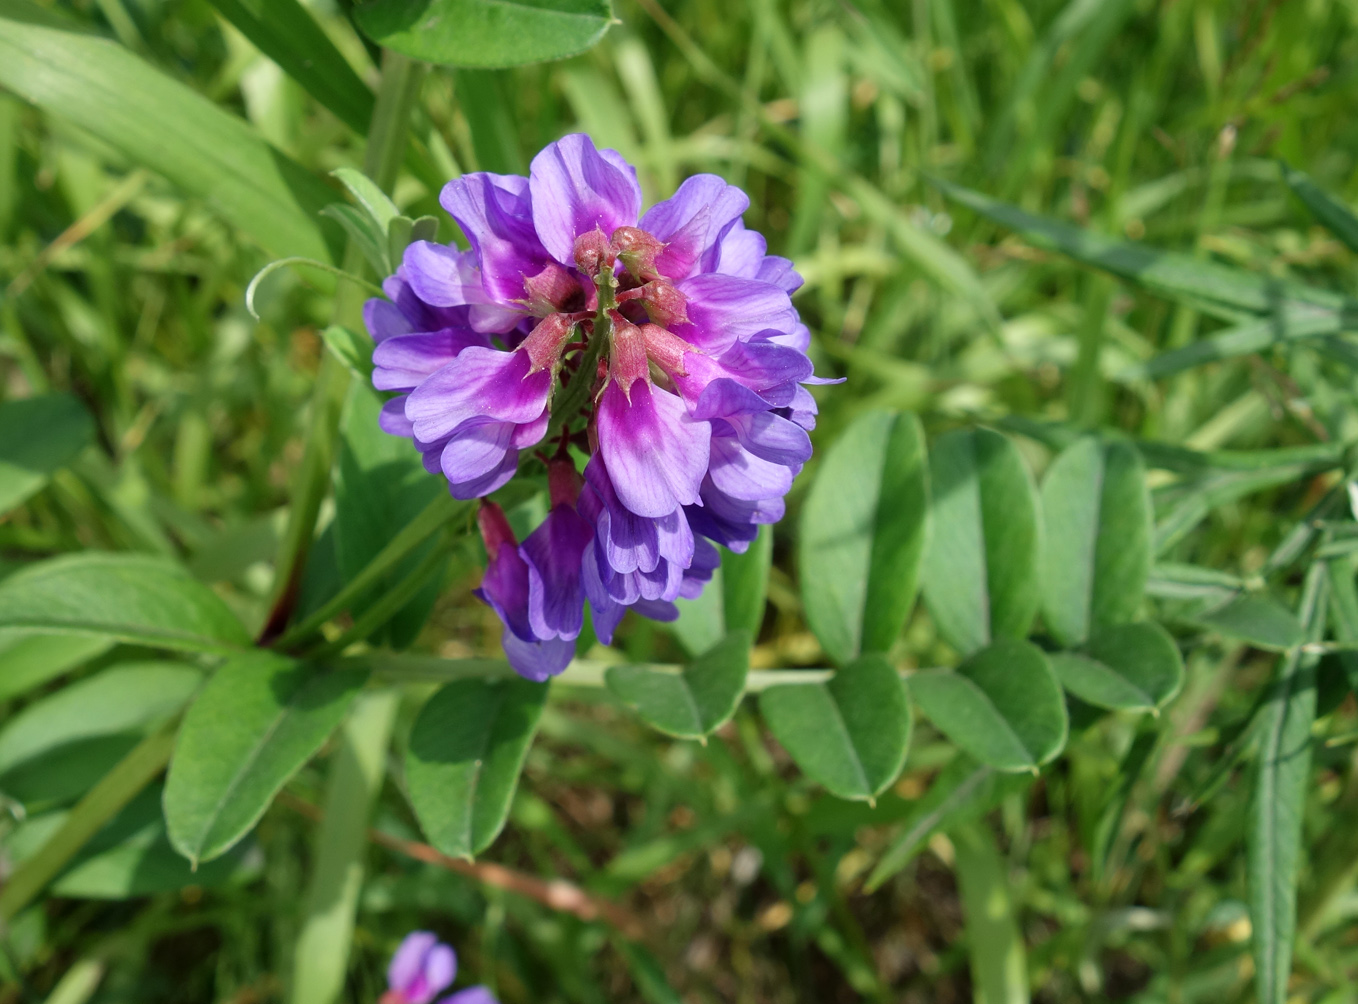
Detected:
[
  {"left": 260, "top": 51, "right": 426, "bottom": 643},
  {"left": 0, "top": 724, "right": 175, "bottom": 920}
]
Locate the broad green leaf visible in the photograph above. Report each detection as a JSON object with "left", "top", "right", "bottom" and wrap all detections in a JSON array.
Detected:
[
  {"left": 0, "top": 553, "right": 250, "bottom": 653},
  {"left": 320, "top": 325, "right": 375, "bottom": 382},
  {"left": 0, "top": 1, "right": 337, "bottom": 261},
  {"left": 800, "top": 411, "right": 930, "bottom": 664},
  {"left": 333, "top": 383, "right": 445, "bottom": 648},
  {"left": 0, "top": 662, "right": 200, "bottom": 776},
  {"left": 405, "top": 677, "right": 547, "bottom": 858},
  {"left": 0, "top": 631, "right": 111, "bottom": 702},
  {"left": 921, "top": 428, "right": 1040, "bottom": 655},
  {"left": 909, "top": 640, "right": 1067, "bottom": 772},
  {"left": 1049, "top": 622, "right": 1183, "bottom": 712},
  {"left": 760, "top": 654, "right": 911, "bottom": 801},
  {"left": 669, "top": 565, "right": 725, "bottom": 657},
  {"left": 1281, "top": 162, "right": 1358, "bottom": 254},
  {"left": 1196, "top": 594, "right": 1303, "bottom": 650},
  {"left": 0, "top": 394, "right": 94, "bottom": 514},
  {"left": 332, "top": 166, "right": 400, "bottom": 236},
  {"left": 952, "top": 823, "right": 1029, "bottom": 1004},
  {"left": 203, "top": 0, "right": 374, "bottom": 135},
  {"left": 354, "top": 0, "right": 613, "bottom": 69},
  {"left": 1249, "top": 566, "right": 1324, "bottom": 1004},
  {"left": 606, "top": 631, "right": 750, "bottom": 739},
  {"left": 321, "top": 202, "right": 391, "bottom": 276},
  {"left": 164, "top": 652, "right": 368, "bottom": 865},
  {"left": 866, "top": 756, "right": 1031, "bottom": 891},
  {"left": 723, "top": 526, "right": 773, "bottom": 638},
  {"left": 1041, "top": 438, "right": 1151, "bottom": 646},
  {"left": 936, "top": 178, "right": 1350, "bottom": 319}
]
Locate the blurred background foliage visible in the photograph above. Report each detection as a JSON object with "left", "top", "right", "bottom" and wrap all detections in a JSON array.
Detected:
[{"left": 1, "top": 0, "right": 1358, "bottom": 1001}]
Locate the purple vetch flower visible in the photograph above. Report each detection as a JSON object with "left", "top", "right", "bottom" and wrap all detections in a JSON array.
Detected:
[
  {"left": 364, "top": 133, "right": 837, "bottom": 680},
  {"left": 380, "top": 933, "right": 500, "bottom": 1004}
]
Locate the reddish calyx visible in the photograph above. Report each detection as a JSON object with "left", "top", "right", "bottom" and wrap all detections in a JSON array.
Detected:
[{"left": 476, "top": 501, "right": 518, "bottom": 560}]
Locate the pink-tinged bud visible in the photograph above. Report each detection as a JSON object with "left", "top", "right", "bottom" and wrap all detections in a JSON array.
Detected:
[
  {"left": 608, "top": 311, "right": 650, "bottom": 395},
  {"left": 629, "top": 280, "right": 688, "bottom": 327},
  {"left": 547, "top": 456, "right": 583, "bottom": 508},
  {"left": 521, "top": 263, "right": 583, "bottom": 316},
  {"left": 573, "top": 227, "right": 615, "bottom": 277},
  {"left": 610, "top": 226, "right": 666, "bottom": 282},
  {"left": 520, "top": 313, "right": 575, "bottom": 373},
  {"left": 639, "top": 323, "right": 695, "bottom": 377},
  {"left": 477, "top": 501, "right": 518, "bottom": 561}
]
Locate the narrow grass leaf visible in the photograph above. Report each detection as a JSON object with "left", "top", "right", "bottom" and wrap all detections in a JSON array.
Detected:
[
  {"left": 606, "top": 631, "right": 750, "bottom": 739},
  {"left": 760, "top": 654, "right": 910, "bottom": 801},
  {"left": 405, "top": 677, "right": 547, "bottom": 858},
  {"left": 354, "top": 0, "right": 613, "bottom": 68},
  {"left": 909, "top": 640, "right": 1067, "bottom": 772},
  {"left": 1050, "top": 622, "right": 1183, "bottom": 712},
  {"left": 0, "top": 553, "right": 249, "bottom": 653},
  {"left": 952, "top": 822, "right": 1030, "bottom": 1004},
  {"left": 164, "top": 652, "right": 368, "bottom": 864},
  {"left": 1280, "top": 162, "right": 1358, "bottom": 254},
  {"left": 1041, "top": 438, "right": 1152, "bottom": 646},
  {"left": 0, "top": 394, "right": 94, "bottom": 514},
  {"left": 922, "top": 428, "right": 1040, "bottom": 656},
  {"left": 800, "top": 410, "right": 929, "bottom": 664}
]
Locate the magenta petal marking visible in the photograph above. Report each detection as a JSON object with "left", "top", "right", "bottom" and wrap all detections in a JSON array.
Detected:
[
  {"left": 529, "top": 134, "right": 642, "bottom": 265},
  {"left": 597, "top": 381, "right": 710, "bottom": 519},
  {"left": 388, "top": 933, "right": 457, "bottom": 1004},
  {"left": 640, "top": 174, "right": 749, "bottom": 280},
  {"left": 406, "top": 348, "right": 549, "bottom": 443}
]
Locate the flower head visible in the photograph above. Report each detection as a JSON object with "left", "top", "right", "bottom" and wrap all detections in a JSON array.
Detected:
[
  {"left": 365, "top": 134, "right": 836, "bottom": 680},
  {"left": 381, "top": 933, "right": 500, "bottom": 1004}
]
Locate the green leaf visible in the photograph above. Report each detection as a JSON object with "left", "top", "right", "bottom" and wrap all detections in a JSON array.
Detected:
[
  {"left": 0, "top": 553, "right": 250, "bottom": 654},
  {"left": 1280, "top": 161, "right": 1358, "bottom": 255},
  {"left": 320, "top": 324, "right": 374, "bottom": 382},
  {"left": 405, "top": 677, "right": 547, "bottom": 858},
  {"left": 921, "top": 427, "right": 1040, "bottom": 656},
  {"left": 164, "top": 652, "right": 368, "bottom": 865},
  {"left": 0, "top": 662, "right": 201, "bottom": 777},
  {"left": 1196, "top": 593, "right": 1304, "bottom": 650},
  {"left": 354, "top": 0, "right": 614, "bottom": 69},
  {"left": 936, "top": 178, "right": 1350, "bottom": 319},
  {"left": 760, "top": 654, "right": 911, "bottom": 801},
  {"left": 203, "top": 0, "right": 374, "bottom": 135},
  {"left": 331, "top": 166, "right": 400, "bottom": 236},
  {"left": 1041, "top": 438, "right": 1151, "bottom": 646},
  {"left": 606, "top": 631, "right": 750, "bottom": 739},
  {"left": 1325, "top": 556, "right": 1358, "bottom": 694},
  {"left": 0, "top": 1, "right": 337, "bottom": 261},
  {"left": 723, "top": 525, "right": 773, "bottom": 638},
  {"left": 1049, "top": 622, "right": 1184, "bottom": 712},
  {"left": 321, "top": 202, "right": 391, "bottom": 276},
  {"left": 1117, "top": 309, "right": 1345, "bottom": 382},
  {"left": 952, "top": 823, "right": 1029, "bottom": 1004},
  {"left": 909, "top": 639, "right": 1067, "bottom": 772},
  {"left": 1248, "top": 565, "right": 1324, "bottom": 1004},
  {"left": 800, "top": 411, "right": 930, "bottom": 664},
  {"left": 0, "top": 394, "right": 94, "bottom": 514},
  {"left": 0, "top": 631, "right": 112, "bottom": 702},
  {"left": 333, "top": 383, "right": 446, "bottom": 648}
]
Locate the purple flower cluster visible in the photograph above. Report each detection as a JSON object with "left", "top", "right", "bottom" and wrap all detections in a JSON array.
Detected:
[
  {"left": 366, "top": 134, "right": 832, "bottom": 681},
  {"left": 380, "top": 932, "right": 496, "bottom": 1004}
]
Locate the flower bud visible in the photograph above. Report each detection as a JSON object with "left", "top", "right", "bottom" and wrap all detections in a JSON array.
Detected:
[
  {"left": 610, "top": 226, "right": 666, "bottom": 282},
  {"left": 521, "top": 262, "right": 583, "bottom": 316},
  {"left": 520, "top": 313, "right": 575, "bottom": 373},
  {"left": 573, "top": 226, "right": 616, "bottom": 277},
  {"left": 476, "top": 501, "right": 518, "bottom": 561},
  {"left": 547, "top": 456, "right": 583, "bottom": 508},
  {"left": 607, "top": 311, "right": 649, "bottom": 395},
  {"left": 632, "top": 280, "right": 689, "bottom": 327},
  {"left": 639, "top": 322, "right": 695, "bottom": 377}
]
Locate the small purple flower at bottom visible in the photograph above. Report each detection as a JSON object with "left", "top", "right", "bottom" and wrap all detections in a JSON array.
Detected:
[
  {"left": 367, "top": 133, "right": 840, "bottom": 679},
  {"left": 381, "top": 933, "right": 500, "bottom": 1004}
]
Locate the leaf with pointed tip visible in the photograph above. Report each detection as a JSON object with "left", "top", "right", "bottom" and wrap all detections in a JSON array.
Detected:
[
  {"left": 0, "top": 394, "right": 94, "bottom": 514},
  {"left": 909, "top": 639, "right": 1067, "bottom": 772},
  {"left": 606, "top": 631, "right": 750, "bottom": 739},
  {"left": 1196, "top": 594, "right": 1303, "bottom": 650},
  {"left": 405, "top": 677, "right": 547, "bottom": 858},
  {"left": 1041, "top": 437, "right": 1151, "bottom": 646},
  {"left": 321, "top": 203, "right": 391, "bottom": 276},
  {"left": 164, "top": 652, "right": 368, "bottom": 864},
  {"left": 354, "top": 0, "right": 613, "bottom": 69},
  {"left": 0, "top": 631, "right": 112, "bottom": 702},
  {"left": 1050, "top": 622, "right": 1183, "bottom": 712},
  {"left": 800, "top": 411, "right": 930, "bottom": 665},
  {"left": 0, "top": 553, "right": 249, "bottom": 654},
  {"left": 922, "top": 428, "right": 1040, "bottom": 656},
  {"left": 760, "top": 655, "right": 910, "bottom": 801}
]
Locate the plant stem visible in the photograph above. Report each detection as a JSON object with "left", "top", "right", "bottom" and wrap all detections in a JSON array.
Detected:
[
  {"left": 0, "top": 724, "right": 175, "bottom": 920},
  {"left": 260, "top": 50, "right": 426, "bottom": 643}
]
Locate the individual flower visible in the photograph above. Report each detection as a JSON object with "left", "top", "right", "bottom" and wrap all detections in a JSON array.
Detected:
[
  {"left": 365, "top": 133, "right": 836, "bottom": 680},
  {"left": 380, "top": 932, "right": 499, "bottom": 1004}
]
